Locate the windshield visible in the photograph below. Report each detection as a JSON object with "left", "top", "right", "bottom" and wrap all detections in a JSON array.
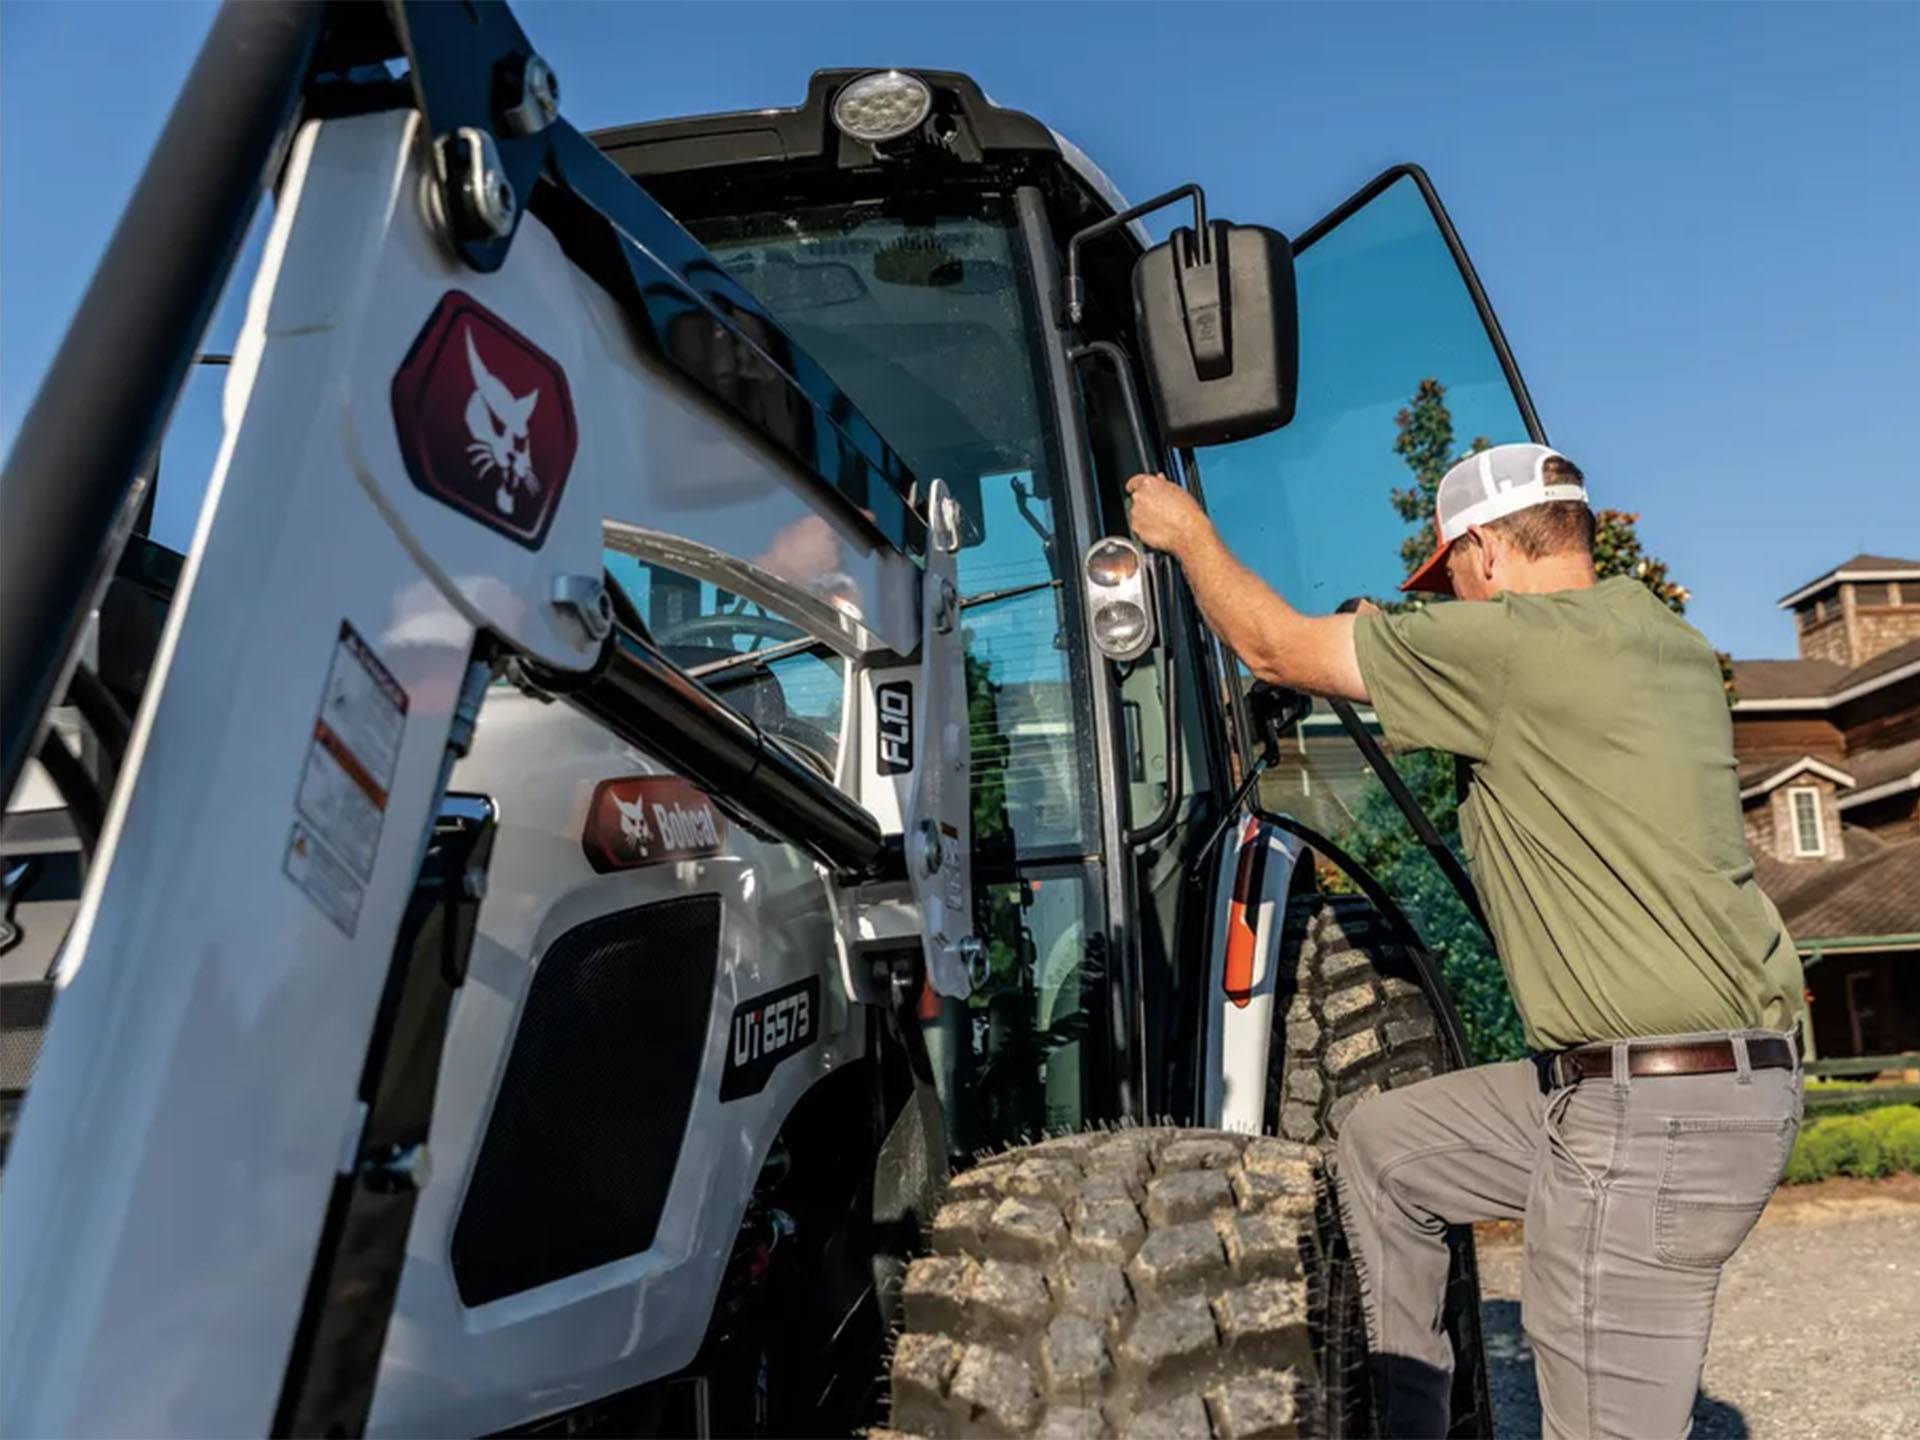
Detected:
[
  {"left": 692, "top": 197, "right": 1098, "bottom": 859},
  {"left": 696, "top": 199, "right": 1047, "bottom": 502},
  {"left": 691, "top": 195, "right": 1109, "bottom": 1147}
]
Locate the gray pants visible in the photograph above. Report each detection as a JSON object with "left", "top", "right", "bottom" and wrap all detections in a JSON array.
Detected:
[{"left": 1333, "top": 1032, "right": 1802, "bottom": 1439}]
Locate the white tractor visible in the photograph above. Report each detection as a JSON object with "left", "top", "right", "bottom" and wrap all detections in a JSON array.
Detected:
[{"left": 2, "top": 3, "right": 1554, "bottom": 1435}]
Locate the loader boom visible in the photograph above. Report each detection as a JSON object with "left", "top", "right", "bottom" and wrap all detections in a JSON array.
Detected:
[{"left": 1, "top": 6, "right": 976, "bottom": 1432}]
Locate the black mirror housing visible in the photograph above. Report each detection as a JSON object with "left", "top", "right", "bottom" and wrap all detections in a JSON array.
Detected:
[
  {"left": 1132, "top": 221, "right": 1298, "bottom": 448},
  {"left": 1247, "top": 680, "right": 1311, "bottom": 766}
]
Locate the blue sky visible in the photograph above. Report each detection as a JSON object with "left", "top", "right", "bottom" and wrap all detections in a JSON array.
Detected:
[{"left": 4, "top": 1, "right": 1915, "bottom": 659}]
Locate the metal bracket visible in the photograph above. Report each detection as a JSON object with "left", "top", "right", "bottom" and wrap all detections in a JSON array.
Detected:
[
  {"left": 903, "top": 479, "right": 977, "bottom": 999},
  {"left": 382, "top": 0, "right": 556, "bottom": 272},
  {"left": 549, "top": 574, "right": 613, "bottom": 645}
]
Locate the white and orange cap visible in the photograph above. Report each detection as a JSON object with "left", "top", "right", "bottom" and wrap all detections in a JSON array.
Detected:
[{"left": 1401, "top": 442, "right": 1589, "bottom": 595}]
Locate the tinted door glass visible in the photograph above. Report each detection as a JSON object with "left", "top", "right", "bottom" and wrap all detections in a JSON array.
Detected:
[{"left": 1192, "top": 170, "right": 1541, "bottom": 617}]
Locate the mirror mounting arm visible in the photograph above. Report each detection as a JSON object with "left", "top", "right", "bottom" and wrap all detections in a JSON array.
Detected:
[{"left": 1063, "top": 183, "right": 1209, "bottom": 326}]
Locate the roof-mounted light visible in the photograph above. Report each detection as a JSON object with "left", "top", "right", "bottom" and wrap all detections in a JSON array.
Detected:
[{"left": 831, "top": 70, "right": 933, "bottom": 144}]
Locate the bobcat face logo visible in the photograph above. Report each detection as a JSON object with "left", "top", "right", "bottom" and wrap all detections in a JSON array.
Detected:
[
  {"left": 612, "top": 793, "right": 653, "bottom": 853},
  {"left": 392, "top": 292, "right": 576, "bottom": 549},
  {"left": 463, "top": 328, "right": 541, "bottom": 517},
  {"left": 582, "top": 777, "right": 728, "bottom": 874}
]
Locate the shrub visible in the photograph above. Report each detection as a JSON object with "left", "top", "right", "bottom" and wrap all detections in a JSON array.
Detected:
[
  {"left": 1884, "top": 1112, "right": 1920, "bottom": 1174},
  {"left": 1802, "top": 1115, "right": 1889, "bottom": 1180},
  {"left": 1784, "top": 1128, "right": 1832, "bottom": 1184},
  {"left": 1785, "top": 1105, "right": 1920, "bottom": 1183},
  {"left": 1863, "top": 1104, "right": 1920, "bottom": 1141}
]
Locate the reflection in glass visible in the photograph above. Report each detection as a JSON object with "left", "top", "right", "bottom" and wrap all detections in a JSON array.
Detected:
[
  {"left": 603, "top": 554, "right": 846, "bottom": 772},
  {"left": 1194, "top": 174, "right": 1532, "bottom": 616},
  {"left": 1191, "top": 172, "right": 1533, "bottom": 829}
]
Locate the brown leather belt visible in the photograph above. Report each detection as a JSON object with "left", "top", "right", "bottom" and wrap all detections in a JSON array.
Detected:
[{"left": 1540, "top": 1036, "right": 1795, "bottom": 1090}]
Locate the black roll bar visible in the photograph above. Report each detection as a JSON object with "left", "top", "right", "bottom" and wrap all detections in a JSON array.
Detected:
[
  {"left": 0, "top": 0, "right": 325, "bottom": 806},
  {"left": 521, "top": 624, "right": 892, "bottom": 878}
]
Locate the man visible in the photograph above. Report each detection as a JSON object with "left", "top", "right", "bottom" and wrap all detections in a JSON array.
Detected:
[{"left": 1127, "top": 446, "right": 1804, "bottom": 1440}]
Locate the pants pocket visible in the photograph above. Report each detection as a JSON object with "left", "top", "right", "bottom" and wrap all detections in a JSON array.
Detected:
[{"left": 1653, "top": 1116, "right": 1795, "bottom": 1269}]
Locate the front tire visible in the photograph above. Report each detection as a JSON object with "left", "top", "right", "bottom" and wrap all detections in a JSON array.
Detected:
[{"left": 883, "top": 1127, "right": 1326, "bottom": 1438}]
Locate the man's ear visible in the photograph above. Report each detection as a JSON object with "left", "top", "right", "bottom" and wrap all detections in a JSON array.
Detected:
[{"left": 1466, "top": 525, "right": 1498, "bottom": 581}]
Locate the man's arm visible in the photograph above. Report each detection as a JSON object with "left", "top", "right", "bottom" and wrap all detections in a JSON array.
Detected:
[{"left": 1125, "top": 472, "right": 1370, "bottom": 702}]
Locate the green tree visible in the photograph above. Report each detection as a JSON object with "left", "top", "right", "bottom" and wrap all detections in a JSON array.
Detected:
[
  {"left": 1340, "top": 380, "right": 1723, "bottom": 1061},
  {"left": 1389, "top": 378, "right": 1489, "bottom": 578}
]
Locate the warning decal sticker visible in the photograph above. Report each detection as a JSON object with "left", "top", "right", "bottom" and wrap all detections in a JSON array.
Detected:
[
  {"left": 287, "top": 623, "right": 409, "bottom": 932},
  {"left": 285, "top": 821, "right": 364, "bottom": 937}
]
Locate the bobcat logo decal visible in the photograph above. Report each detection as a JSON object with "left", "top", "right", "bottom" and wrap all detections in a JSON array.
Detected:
[
  {"left": 463, "top": 328, "right": 541, "bottom": 517},
  {"left": 392, "top": 291, "right": 576, "bottom": 549},
  {"left": 582, "top": 776, "right": 729, "bottom": 874},
  {"left": 612, "top": 793, "right": 653, "bottom": 853}
]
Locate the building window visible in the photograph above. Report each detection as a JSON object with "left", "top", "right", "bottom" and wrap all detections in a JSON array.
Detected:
[
  {"left": 1852, "top": 581, "right": 1892, "bottom": 607},
  {"left": 1789, "top": 786, "right": 1826, "bottom": 856},
  {"left": 1795, "top": 596, "right": 1835, "bottom": 630}
]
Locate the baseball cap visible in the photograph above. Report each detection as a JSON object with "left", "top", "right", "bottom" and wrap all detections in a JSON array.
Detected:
[{"left": 1401, "top": 442, "right": 1590, "bottom": 595}]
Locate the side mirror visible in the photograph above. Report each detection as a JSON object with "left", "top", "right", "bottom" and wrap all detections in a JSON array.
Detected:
[
  {"left": 1247, "top": 680, "right": 1311, "bottom": 765},
  {"left": 1133, "top": 222, "right": 1298, "bottom": 447}
]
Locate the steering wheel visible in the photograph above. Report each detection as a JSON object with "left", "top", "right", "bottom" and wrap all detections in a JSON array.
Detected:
[{"left": 656, "top": 610, "right": 805, "bottom": 652}]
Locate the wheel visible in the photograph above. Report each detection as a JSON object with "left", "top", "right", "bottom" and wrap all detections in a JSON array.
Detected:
[
  {"left": 1267, "top": 892, "right": 1493, "bottom": 1440},
  {"left": 1270, "top": 893, "right": 1444, "bottom": 1146},
  {"left": 881, "top": 1126, "right": 1326, "bottom": 1438}
]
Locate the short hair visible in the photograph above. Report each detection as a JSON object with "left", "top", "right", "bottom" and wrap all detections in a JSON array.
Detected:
[{"left": 1483, "top": 456, "right": 1594, "bottom": 560}]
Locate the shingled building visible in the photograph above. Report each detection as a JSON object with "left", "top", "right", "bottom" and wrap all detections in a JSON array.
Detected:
[{"left": 1732, "top": 554, "right": 1920, "bottom": 1058}]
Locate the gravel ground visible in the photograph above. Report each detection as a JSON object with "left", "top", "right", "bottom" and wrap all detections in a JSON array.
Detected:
[{"left": 1477, "top": 1176, "right": 1920, "bottom": 1439}]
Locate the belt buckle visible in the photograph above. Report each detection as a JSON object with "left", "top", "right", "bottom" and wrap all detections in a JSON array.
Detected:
[{"left": 1534, "top": 1051, "right": 1576, "bottom": 1092}]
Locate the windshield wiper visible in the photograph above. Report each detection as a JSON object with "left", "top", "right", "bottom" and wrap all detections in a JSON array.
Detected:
[
  {"left": 691, "top": 578, "right": 1061, "bottom": 684},
  {"left": 960, "top": 578, "right": 1059, "bottom": 610},
  {"left": 688, "top": 633, "right": 828, "bottom": 680}
]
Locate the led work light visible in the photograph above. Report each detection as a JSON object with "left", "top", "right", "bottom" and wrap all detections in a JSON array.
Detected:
[{"left": 831, "top": 71, "right": 933, "bottom": 144}]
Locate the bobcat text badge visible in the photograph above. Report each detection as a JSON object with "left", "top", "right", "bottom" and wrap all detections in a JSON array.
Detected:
[
  {"left": 582, "top": 775, "right": 728, "bottom": 874},
  {"left": 391, "top": 291, "right": 577, "bottom": 549}
]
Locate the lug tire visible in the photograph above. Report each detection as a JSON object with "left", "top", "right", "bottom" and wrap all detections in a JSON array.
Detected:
[
  {"left": 881, "top": 1127, "right": 1327, "bottom": 1438},
  {"left": 1268, "top": 892, "right": 1485, "bottom": 1440},
  {"left": 1271, "top": 894, "right": 1446, "bottom": 1147}
]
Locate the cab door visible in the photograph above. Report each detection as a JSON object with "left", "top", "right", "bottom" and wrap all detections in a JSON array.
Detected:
[
  {"left": 1194, "top": 160, "right": 1547, "bottom": 1098},
  {"left": 1189, "top": 165, "right": 1539, "bottom": 1440},
  {"left": 1192, "top": 164, "right": 1545, "bottom": 650}
]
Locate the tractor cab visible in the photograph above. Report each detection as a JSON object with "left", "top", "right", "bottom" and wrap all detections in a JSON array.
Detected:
[{"left": 591, "top": 69, "right": 1545, "bottom": 1152}]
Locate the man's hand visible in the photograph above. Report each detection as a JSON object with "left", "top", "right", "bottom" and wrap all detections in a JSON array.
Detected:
[
  {"left": 1124, "top": 473, "right": 1371, "bottom": 703},
  {"left": 1126, "top": 472, "right": 1209, "bottom": 556}
]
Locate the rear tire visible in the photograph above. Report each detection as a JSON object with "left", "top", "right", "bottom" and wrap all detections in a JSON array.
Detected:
[
  {"left": 1268, "top": 893, "right": 1491, "bottom": 1440},
  {"left": 1271, "top": 894, "right": 1444, "bottom": 1146},
  {"left": 882, "top": 1127, "right": 1325, "bottom": 1438}
]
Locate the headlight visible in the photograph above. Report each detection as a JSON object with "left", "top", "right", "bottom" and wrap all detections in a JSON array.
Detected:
[
  {"left": 1092, "top": 599, "right": 1149, "bottom": 652},
  {"left": 831, "top": 71, "right": 933, "bottom": 144},
  {"left": 1083, "top": 536, "right": 1156, "bottom": 662},
  {"left": 1085, "top": 538, "right": 1142, "bottom": 587}
]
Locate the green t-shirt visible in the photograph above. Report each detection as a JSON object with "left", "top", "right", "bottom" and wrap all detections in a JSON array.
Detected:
[{"left": 1354, "top": 576, "right": 1804, "bottom": 1051}]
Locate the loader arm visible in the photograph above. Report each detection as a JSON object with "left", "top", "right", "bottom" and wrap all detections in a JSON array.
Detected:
[{"left": 0, "top": 5, "right": 975, "bottom": 1434}]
